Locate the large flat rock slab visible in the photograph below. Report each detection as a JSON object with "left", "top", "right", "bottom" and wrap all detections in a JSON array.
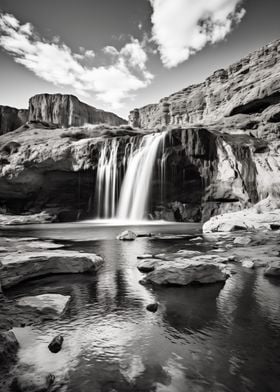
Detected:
[
  {"left": 16, "top": 294, "right": 71, "bottom": 316},
  {"left": 139, "top": 256, "right": 229, "bottom": 286},
  {"left": 203, "top": 198, "right": 280, "bottom": 233},
  {"left": 0, "top": 251, "right": 103, "bottom": 288}
]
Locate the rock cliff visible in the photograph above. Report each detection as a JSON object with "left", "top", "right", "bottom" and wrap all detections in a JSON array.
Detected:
[
  {"left": 0, "top": 39, "right": 279, "bottom": 222},
  {"left": 28, "top": 94, "right": 127, "bottom": 127},
  {"left": 0, "top": 106, "right": 28, "bottom": 135},
  {"left": 129, "top": 39, "right": 280, "bottom": 131},
  {"left": 0, "top": 94, "right": 127, "bottom": 134}
]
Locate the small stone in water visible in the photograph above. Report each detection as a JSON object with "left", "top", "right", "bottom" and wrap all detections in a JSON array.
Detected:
[
  {"left": 48, "top": 335, "right": 64, "bottom": 353},
  {"left": 146, "top": 303, "right": 159, "bottom": 313},
  {"left": 116, "top": 230, "right": 137, "bottom": 241}
]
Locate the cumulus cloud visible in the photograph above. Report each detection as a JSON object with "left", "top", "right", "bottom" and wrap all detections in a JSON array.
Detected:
[
  {"left": 149, "top": 0, "right": 246, "bottom": 68},
  {"left": 0, "top": 13, "right": 153, "bottom": 109}
]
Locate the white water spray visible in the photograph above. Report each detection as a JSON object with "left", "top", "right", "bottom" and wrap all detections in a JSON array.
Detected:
[
  {"left": 117, "top": 132, "right": 167, "bottom": 220},
  {"left": 96, "top": 138, "right": 120, "bottom": 218}
]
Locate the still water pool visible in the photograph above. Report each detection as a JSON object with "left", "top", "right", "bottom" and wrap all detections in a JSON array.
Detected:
[{"left": 3, "top": 222, "right": 280, "bottom": 392}]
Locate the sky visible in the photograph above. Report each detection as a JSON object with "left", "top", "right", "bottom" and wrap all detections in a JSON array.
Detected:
[{"left": 0, "top": 0, "right": 280, "bottom": 119}]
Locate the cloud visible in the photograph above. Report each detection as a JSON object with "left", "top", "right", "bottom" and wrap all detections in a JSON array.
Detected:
[
  {"left": 149, "top": 0, "right": 246, "bottom": 68},
  {"left": 0, "top": 13, "right": 153, "bottom": 109}
]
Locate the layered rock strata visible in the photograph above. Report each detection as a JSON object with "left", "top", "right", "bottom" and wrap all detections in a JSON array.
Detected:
[
  {"left": 28, "top": 93, "right": 127, "bottom": 127},
  {"left": 0, "top": 94, "right": 127, "bottom": 134},
  {"left": 129, "top": 39, "right": 280, "bottom": 130}
]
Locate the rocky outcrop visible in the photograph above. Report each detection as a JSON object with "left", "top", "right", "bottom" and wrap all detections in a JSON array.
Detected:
[
  {"left": 0, "top": 94, "right": 127, "bottom": 135},
  {"left": 0, "top": 39, "right": 279, "bottom": 222},
  {"left": 129, "top": 39, "right": 280, "bottom": 130},
  {"left": 17, "top": 294, "right": 71, "bottom": 316},
  {"left": 0, "top": 250, "right": 103, "bottom": 288},
  {"left": 139, "top": 255, "right": 229, "bottom": 285},
  {"left": 0, "top": 106, "right": 28, "bottom": 135},
  {"left": 28, "top": 93, "right": 127, "bottom": 127},
  {"left": 203, "top": 196, "right": 280, "bottom": 232}
]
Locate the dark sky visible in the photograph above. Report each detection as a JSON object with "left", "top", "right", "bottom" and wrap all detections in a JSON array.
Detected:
[{"left": 0, "top": 0, "right": 279, "bottom": 118}]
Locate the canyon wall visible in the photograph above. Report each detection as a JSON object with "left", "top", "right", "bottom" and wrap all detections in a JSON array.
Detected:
[
  {"left": 0, "top": 122, "right": 276, "bottom": 222},
  {"left": 0, "top": 39, "right": 279, "bottom": 222},
  {"left": 0, "top": 94, "right": 127, "bottom": 134},
  {"left": 28, "top": 94, "right": 127, "bottom": 127},
  {"left": 0, "top": 106, "right": 28, "bottom": 135},
  {"left": 129, "top": 39, "right": 280, "bottom": 131}
]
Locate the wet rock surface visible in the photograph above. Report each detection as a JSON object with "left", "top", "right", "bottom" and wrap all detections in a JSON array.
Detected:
[
  {"left": 17, "top": 294, "right": 71, "bottom": 316},
  {"left": 139, "top": 256, "right": 229, "bottom": 286},
  {"left": 48, "top": 335, "right": 64, "bottom": 354},
  {"left": 117, "top": 230, "right": 137, "bottom": 241},
  {"left": 0, "top": 250, "right": 103, "bottom": 289}
]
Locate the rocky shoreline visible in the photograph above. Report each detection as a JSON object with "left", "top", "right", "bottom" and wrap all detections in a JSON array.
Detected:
[{"left": 0, "top": 236, "right": 104, "bottom": 391}]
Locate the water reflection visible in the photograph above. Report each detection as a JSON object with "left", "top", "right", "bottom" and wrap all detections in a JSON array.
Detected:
[{"left": 4, "top": 224, "right": 280, "bottom": 392}]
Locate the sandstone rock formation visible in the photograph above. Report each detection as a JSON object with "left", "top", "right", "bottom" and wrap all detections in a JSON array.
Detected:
[
  {"left": 203, "top": 196, "right": 280, "bottom": 232},
  {"left": 0, "top": 39, "right": 279, "bottom": 222},
  {"left": 28, "top": 93, "right": 127, "bottom": 127},
  {"left": 139, "top": 256, "right": 229, "bottom": 286},
  {"left": 0, "top": 94, "right": 127, "bottom": 134},
  {"left": 17, "top": 294, "right": 71, "bottom": 316},
  {"left": 0, "top": 105, "right": 28, "bottom": 135},
  {"left": 129, "top": 39, "right": 280, "bottom": 130},
  {"left": 0, "top": 250, "right": 103, "bottom": 288}
]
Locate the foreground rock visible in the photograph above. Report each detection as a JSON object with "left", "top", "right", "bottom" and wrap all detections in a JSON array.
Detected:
[
  {"left": 264, "top": 260, "right": 280, "bottom": 276},
  {"left": 48, "top": 335, "right": 64, "bottom": 353},
  {"left": 17, "top": 294, "right": 71, "bottom": 316},
  {"left": 140, "top": 257, "right": 229, "bottom": 286},
  {"left": 146, "top": 303, "right": 159, "bottom": 313},
  {"left": 203, "top": 197, "right": 280, "bottom": 233},
  {"left": 117, "top": 230, "right": 137, "bottom": 241},
  {"left": 0, "top": 251, "right": 103, "bottom": 289}
]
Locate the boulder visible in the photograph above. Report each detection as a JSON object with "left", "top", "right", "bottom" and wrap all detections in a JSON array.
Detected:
[
  {"left": 146, "top": 303, "right": 159, "bottom": 313},
  {"left": 116, "top": 230, "right": 137, "bottom": 241},
  {"left": 0, "top": 250, "right": 103, "bottom": 288},
  {"left": 137, "top": 259, "right": 159, "bottom": 273},
  {"left": 16, "top": 294, "right": 71, "bottom": 316},
  {"left": 264, "top": 260, "right": 280, "bottom": 276},
  {"left": 140, "top": 258, "right": 229, "bottom": 286},
  {"left": 48, "top": 335, "right": 64, "bottom": 353}
]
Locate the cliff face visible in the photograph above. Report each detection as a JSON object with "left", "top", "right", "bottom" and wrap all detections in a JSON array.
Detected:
[
  {"left": 0, "top": 94, "right": 127, "bottom": 134},
  {"left": 28, "top": 94, "right": 127, "bottom": 127},
  {"left": 0, "top": 39, "right": 279, "bottom": 222},
  {"left": 129, "top": 39, "right": 280, "bottom": 131},
  {"left": 0, "top": 106, "right": 28, "bottom": 135},
  {"left": 0, "top": 121, "right": 277, "bottom": 222}
]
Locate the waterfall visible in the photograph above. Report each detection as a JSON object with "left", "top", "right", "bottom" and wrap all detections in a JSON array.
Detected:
[
  {"left": 94, "top": 131, "right": 167, "bottom": 221},
  {"left": 95, "top": 138, "right": 120, "bottom": 218},
  {"left": 117, "top": 131, "right": 167, "bottom": 220}
]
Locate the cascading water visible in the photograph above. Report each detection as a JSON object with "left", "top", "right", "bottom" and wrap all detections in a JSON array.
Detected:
[
  {"left": 117, "top": 131, "right": 167, "bottom": 220},
  {"left": 95, "top": 131, "right": 167, "bottom": 221},
  {"left": 95, "top": 138, "right": 120, "bottom": 218}
]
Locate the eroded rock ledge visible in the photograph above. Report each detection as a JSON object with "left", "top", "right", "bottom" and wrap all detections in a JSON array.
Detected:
[{"left": 0, "top": 38, "right": 279, "bottom": 222}]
